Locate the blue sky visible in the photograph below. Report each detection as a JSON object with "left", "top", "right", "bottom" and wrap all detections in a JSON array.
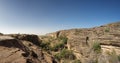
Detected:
[{"left": 0, "top": 0, "right": 120, "bottom": 35}]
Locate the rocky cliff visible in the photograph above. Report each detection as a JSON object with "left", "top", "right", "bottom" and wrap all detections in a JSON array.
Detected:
[
  {"left": 0, "top": 22, "right": 120, "bottom": 63},
  {"left": 0, "top": 34, "right": 56, "bottom": 63},
  {"left": 42, "top": 22, "right": 120, "bottom": 63}
]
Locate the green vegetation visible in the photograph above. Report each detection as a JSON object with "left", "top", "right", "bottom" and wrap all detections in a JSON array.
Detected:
[
  {"left": 51, "top": 36, "right": 68, "bottom": 51},
  {"left": 40, "top": 42, "right": 50, "bottom": 51},
  {"left": 54, "top": 49, "right": 76, "bottom": 61},
  {"left": 58, "top": 36, "right": 68, "bottom": 44},
  {"left": 118, "top": 55, "right": 120, "bottom": 61},
  {"left": 92, "top": 42, "right": 101, "bottom": 53},
  {"left": 105, "top": 28, "right": 110, "bottom": 32},
  {"left": 51, "top": 43, "right": 64, "bottom": 51},
  {"left": 40, "top": 36, "right": 68, "bottom": 52},
  {"left": 40, "top": 41, "right": 64, "bottom": 51},
  {"left": 92, "top": 60, "right": 98, "bottom": 63}
]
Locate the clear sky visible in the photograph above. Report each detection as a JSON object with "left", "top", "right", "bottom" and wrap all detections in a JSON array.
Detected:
[{"left": 0, "top": 0, "right": 120, "bottom": 35}]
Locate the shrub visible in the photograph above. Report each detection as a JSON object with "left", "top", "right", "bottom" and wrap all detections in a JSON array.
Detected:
[
  {"left": 51, "top": 36, "right": 68, "bottom": 51},
  {"left": 40, "top": 42, "right": 50, "bottom": 50},
  {"left": 62, "top": 37, "right": 68, "bottom": 44},
  {"left": 51, "top": 43, "right": 64, "bottom": 51},
  {"left": 54, "top": 53, "right": 61, "bottom": 61},
  {"left": 58, "top": 36, "right": 68, "bottom": 44},
  {"left": 54, "top": 49, "right": 76, "bottom": 61},
  {"left": 118, "top": 55, "right": 120, "bottom": 61},
  {"left": 60, "top": 49, "right": 76, "bottom": 60},
  {"left": 105, "top": 28, "right": 110, "bottom": 32},
  {"left": 92, "top": 42, "right": 101, "bottom": 53}
]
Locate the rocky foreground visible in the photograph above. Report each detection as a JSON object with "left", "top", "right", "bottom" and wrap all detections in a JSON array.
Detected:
[{"left": 0, "top": 22, "right": 120, "bottom": 63}]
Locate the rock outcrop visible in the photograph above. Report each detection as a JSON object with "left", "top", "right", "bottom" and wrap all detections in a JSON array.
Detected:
[
  {"left": 8, "top": 34, "right": 41, "bottom": 46},
  {"left": 0, "top": 22, "right": 120, "bottom": 63},
  {"left": 0, "top": 35, "right": 55, "bottom": 63},
  {"left": 44, "top": 22, "right": 120, "bottom": 63}
]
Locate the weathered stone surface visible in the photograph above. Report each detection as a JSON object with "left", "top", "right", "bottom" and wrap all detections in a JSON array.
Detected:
[
  {"left": 8, "top": 34, "right": 42, "bottom": 46},
  {"left": 44, "top": 22, "right": 120, "bottom": 63},
  {"left": 0, "top": 22, "right": 120, "bottom": 63},
  {"left": 0, "top": 35, "right": 55, "bottom": 63}
]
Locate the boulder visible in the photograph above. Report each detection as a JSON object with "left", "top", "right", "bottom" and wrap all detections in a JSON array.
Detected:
[{"left": 9, "top": 34, "right": 41, "bottom": 46}]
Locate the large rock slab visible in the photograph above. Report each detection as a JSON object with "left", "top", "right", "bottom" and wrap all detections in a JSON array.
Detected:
[{"left": 0, "top": 35, "right": 55, "bottom": 63}]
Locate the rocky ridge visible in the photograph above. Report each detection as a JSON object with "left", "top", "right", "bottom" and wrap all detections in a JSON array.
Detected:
[
  {"left": 43, "top": 22, "right": 120, "bottom": 63},
  {"left": 0, "top": 22, "right": 120, "bottom": 63}
]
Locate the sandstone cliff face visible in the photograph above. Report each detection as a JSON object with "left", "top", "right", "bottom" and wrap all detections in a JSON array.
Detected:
[{"left": 44, "top": 22, "right": 120, "bottom": 63}]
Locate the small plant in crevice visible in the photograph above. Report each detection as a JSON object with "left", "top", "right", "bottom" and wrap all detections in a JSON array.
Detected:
[
  {"left": 105, "top": 28, "right": 110, "bottom": 32},
  {"left": 51, "top": 43, "right": 65, "bottom": 51},
  {"left": 118, "top": 55, "right": 120, "bottom": 61},
  {"left": 54, "top": 49, "right": 76, "bottom": 61},
  {"left": 92, "top": 42, "right": 101, "bottom": 53},
  {"left": 58, "top": 36, "right": 68, "bottom": 44}
]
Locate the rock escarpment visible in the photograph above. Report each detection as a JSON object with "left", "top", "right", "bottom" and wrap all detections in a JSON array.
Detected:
[
  {"left": 0, "top": 22, "right": 120, "bottom": 63},
  {"left": 8, "top": 34, "right": 41, "bottom": 46},
  {"left": 44, "top": 22, "right": 120, "bottom": 63},
  {"left": 0, "top": 35, "right": 55, "bottom": 63}
]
